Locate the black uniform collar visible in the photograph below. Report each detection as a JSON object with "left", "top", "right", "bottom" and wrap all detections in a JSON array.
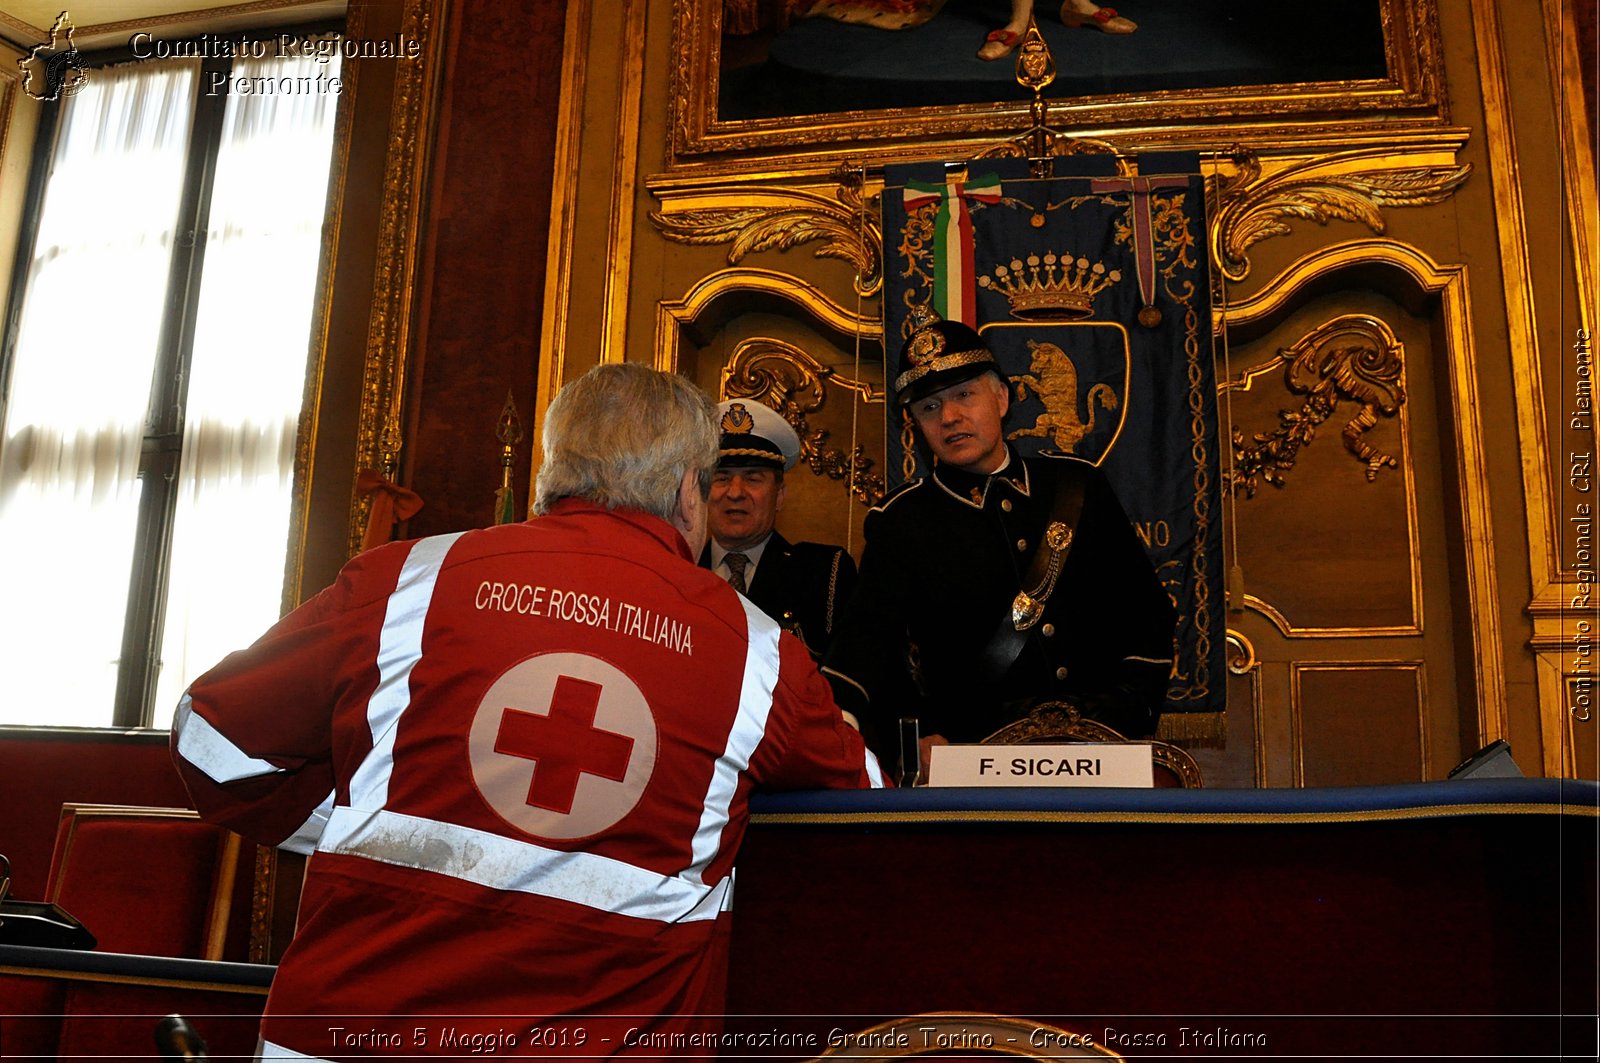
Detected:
[{"left": 931, "top": 447, "right": 1031, "bottom": 509}]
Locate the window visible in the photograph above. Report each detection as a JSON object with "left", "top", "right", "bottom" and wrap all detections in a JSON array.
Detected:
[{"left": 0, "top": 38, "right": 343, "bottom": 728}]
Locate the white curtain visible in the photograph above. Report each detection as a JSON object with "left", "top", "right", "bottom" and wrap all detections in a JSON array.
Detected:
[
  {"left": 0, "top": 61, "right": 198, "bottom": 726},
  {"left": 152, "top": 52, "right": 343, "bottom": 725},
  {"left": 0, "top": 52, "right": 343, "bottom": 728}
]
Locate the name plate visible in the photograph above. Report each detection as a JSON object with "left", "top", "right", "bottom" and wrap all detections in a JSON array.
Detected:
[{"left": 926, "top": 743, "right": 1154, "bottom": 788}]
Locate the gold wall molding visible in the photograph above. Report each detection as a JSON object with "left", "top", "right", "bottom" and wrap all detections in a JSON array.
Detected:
[
  {"left": 1290, "top": 661, "right": 1429, "bottom": 784},
  {"left": 0, "top": 43, "right": 17, "bottom": 177},
  {"left": 1238, "top": 590, "right": 1423, "bottom": 641},
  {"left": 1478, "top": 0, "right": 1599, "bottom": 607},
  {"left": 1473, "top": 0, "right": 1557, "bottom": 601},
  {"left": 653, "top": 266, "right": 880, "bottom": 372},
  {"left": 722, "top": 338, "right": 885, "bottom": 506},
  {"left": 533, "top": 0, "right": 596, "bottom": 478},
  {"left": 1226, "top": 315, "right": 1408, "bottom": 496},
  {"left": 1209, "top": 150, "right": 1470, "bottom": 283},
  {"left": 644, "top": 148, "right": 1473, "bottom": 349},
  {"left": 1475, "top": 0, "right": 1596, "bottom": 777},
  {"left": 1226, "top": 628, "right": 1258, "bottom": 675},
  {"left": 1531, "top": 624, "right": 1596, "bottom": 777},
  {"left": 602, "top": 0, "right": 650, "bottom": 361},
  {"left": 647, "top": 170, "right": 883, "bottom": 296},
  {"left": 1222, "top": 239, "right": 1506, "bottom": 745},
  {"left": 1543, "top": 0, "right": 1597, "bottom": 345},
  {"left": 285, "top": 30, "right": 361, "bottom": 607},
  {"left": 348, "top": 0, "right": 447, "bottom": 558}
]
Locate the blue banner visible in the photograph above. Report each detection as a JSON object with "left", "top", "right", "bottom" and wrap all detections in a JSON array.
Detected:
[{"left": 882, "top": 154, "right": 1226, "bottom": 732}]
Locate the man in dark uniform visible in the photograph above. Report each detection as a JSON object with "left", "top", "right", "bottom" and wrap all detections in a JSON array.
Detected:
[
  {"left": 822, "top": 316, "right": 1175, "bottom": 775},
  {"left": 700, "top": 398, "right": 858, "bottom": 663}
]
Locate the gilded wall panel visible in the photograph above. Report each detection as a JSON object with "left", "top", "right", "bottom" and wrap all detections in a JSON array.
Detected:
[
  {"left": 1467, "top": 0, "right": 1597, "bottom": 777},
  {"left": 1221, "top": 302, "right": 1419, "bottom": 635},
  {"left": 1292, "top": 663, "right": 1428, "bottom": 785},
  {"left": 534, "top": 0, "right": 1595, "bottom": 785}
]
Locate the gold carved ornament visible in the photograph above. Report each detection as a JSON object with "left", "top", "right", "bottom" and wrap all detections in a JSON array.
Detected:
[
  {"left": 1226, "top": 316, "right": 1407, "bottom": 497},
  {"left": 722, "top": 339, "right": 886, "bottom": 506},
  {"left": 1225, "top": 629, "right": 1258, "bottom": 675},
  {"left": 1209, "top": 152, "right": 1471, "bottom": 283},
  {"left": 648, "top": 167, "right": 882, "bottom": 296},
  {"left": 349, "top": 0, "right": 444, "bottom": 557},
  {"left": 971, "top": 18, "right": 1130, "bottom": 173},
  {"left": 981, "top": 702, "right": 1204, "bottom": 789}
]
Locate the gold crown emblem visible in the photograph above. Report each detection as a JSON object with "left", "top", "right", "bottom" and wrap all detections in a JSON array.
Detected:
[
  {"left": 906, "top": 328, "right": 947, "bottom": 367},
  {"left": 721, "top": 402, "right": 755, "bottom": 434},
  {"left": 977, "top": 253, "right": 1122, "bottom": 320}
]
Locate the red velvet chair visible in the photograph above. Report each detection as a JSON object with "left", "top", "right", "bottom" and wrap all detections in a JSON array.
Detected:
[
  {"left": 1, "top": 805, "right": 249, "bottom": 1058},
  {"left": 43, "top": 803, "right": 243, "bottom": 960}
]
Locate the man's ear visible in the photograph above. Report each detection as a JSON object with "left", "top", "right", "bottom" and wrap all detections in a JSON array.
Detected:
[
  {"left": 993, "top": 372, "right": 1011, "bottom": 418},
  {"left": 674, "top": 467, "right": 708, "bottom": 555},
  {"left": 675, "top": 467, "right": 700, "bottom": 525},
  {"left": 775, "top": 473, "right": 787, "bottom": 513}
]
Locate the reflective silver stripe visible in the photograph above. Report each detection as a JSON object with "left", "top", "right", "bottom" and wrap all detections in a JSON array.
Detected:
[
  {"left": 279, "top": 791, "right": 334, "bottom": 855},
  {"left": 863, "top": 747, "right": 886, "bottom": 788},
  {"left": 320, "top": 806, "right": 728, "bottom": 924},
  {"left": 257, "top": 1038, "right": 326, "bottom": 1060},
  {"left": 347, "top": 532, "right": 466, "bottom": 811},
  {"left": 173, "top": 694, "right": 283, "bottom": 783},
  {"left": 686, "top": 597, "right": 779, "bottom": 885}
]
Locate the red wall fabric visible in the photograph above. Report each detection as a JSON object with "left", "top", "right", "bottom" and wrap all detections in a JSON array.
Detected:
[
  {"left": 0, "top": 733, "right": 191, "bottom": 900},
  {"left": 401, "top": 0, "right": 568, "bottom": 540}
]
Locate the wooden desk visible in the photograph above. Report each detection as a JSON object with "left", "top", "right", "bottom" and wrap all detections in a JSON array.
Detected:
[
  {"left": 4, "top": 780, "right": 1594, "bottom": 1060},
  {"left": 728, "top": 779, "right": 1600, "bottom": 1059},
  {"left": 0, "top": 946, "right": 269, "bottom": 1059}
]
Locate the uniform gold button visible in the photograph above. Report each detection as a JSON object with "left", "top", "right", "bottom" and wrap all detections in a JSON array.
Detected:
[
  {"left": 1000, "top": 499, "right": 1013, "bottom": 512},
  {"left": 1016, "top": 538, "right": 1027, "bottom": 551},
  {"left": 1042, "top": 624, "right": 1055, "bottom": 637},
  {"left": 1055, "top": 666, "right": 1069, "bottom": 681}
]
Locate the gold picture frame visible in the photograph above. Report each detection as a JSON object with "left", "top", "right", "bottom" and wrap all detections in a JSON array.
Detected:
[{"left": 668, "top": 0, "right": 1447, "bottom": 167}]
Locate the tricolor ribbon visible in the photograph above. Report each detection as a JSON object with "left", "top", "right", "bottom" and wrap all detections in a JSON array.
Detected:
[
  {"left": 1089, "top": 174, "right": 1189, "bottom": 320},
  {"left": 903, "top": 172, "right": 1002, "bottom": 326}
]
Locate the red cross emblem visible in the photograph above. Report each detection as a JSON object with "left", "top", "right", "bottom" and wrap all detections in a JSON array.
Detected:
[
  {"left": 493, "top": 676, "right": 635, "bottom": 815},
  {"left": 468, "top": 652, "right": 658, "bottom": 840}
]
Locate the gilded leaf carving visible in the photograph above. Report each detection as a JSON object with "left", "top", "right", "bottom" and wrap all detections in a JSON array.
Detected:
[
  {"left": 649, "top": 170, "right": 882, "bottom": 295},
  {"left": 1226, "top": 316, "right": 1407, "bottom": 497},
  {"left": 723, "top": 339, "right": 886, "bottom": 505},
  {"left": 1212, "top": 157, "right": 1471, "bottom": 281}
]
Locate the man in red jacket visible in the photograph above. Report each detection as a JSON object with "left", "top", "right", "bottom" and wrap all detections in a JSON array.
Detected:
[{"left": 172, "top": 363, "right": 884, "bottom": 1060}]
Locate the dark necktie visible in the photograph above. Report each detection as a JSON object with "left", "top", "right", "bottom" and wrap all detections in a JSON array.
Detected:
[{"left": 725, "top": 551, "right": 749, "bottom": 594}]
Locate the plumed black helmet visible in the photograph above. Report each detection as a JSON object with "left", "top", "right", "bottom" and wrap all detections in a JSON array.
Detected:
[{"left": 893, "top": 309, "right": 1001, "bottom": 407}]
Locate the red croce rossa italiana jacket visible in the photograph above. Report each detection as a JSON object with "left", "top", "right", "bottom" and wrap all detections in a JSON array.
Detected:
[{"left": 173, "top": 499, "right": 884, "bottom": 1059}]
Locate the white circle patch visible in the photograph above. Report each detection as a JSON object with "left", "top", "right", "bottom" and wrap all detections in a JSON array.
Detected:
[{"left": 467, "top": 651, "right": 657, "bottom": 840}]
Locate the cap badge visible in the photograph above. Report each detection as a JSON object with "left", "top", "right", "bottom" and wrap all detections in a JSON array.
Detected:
[
  {"left": 721, "top": 402, "right": 755, "bottom": 435},
  {"left": 907, "top": 328, "right": 946, "bottom": 367}
]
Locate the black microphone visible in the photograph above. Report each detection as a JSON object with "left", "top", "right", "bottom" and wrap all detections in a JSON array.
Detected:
[{"left": 155, "top": 1014, "right": 207, "bottom": 1061}]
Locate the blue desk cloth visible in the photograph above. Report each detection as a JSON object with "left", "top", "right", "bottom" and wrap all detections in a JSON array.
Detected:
[{"left": 748, "top": 776, "right": 1600, "bottom": 819}]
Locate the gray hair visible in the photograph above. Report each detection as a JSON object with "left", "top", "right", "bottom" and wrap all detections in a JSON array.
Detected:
[{"left": 534, "top": 363, "right": 718, "bottom": 521}]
